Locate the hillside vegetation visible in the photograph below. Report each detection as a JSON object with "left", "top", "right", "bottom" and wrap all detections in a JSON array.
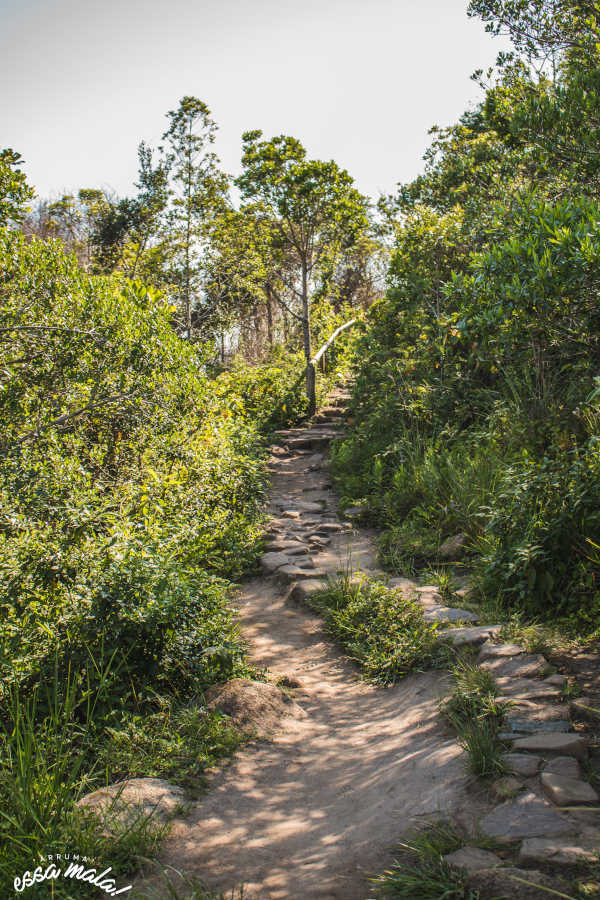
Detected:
[{"left": 332, "top": 0, "right": 600, "bottom": 637}]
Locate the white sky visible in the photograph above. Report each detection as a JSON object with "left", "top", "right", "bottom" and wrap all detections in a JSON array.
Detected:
[{"left": 1, "top": 0, "right": 509, "bottom": 203}]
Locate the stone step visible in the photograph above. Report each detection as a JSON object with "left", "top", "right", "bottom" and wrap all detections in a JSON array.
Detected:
[
  {"left": 519, "top": 837, "right": 599, "bottom": 866},
  {"left": 423, "top": 606, "right": 480, "bottom": 624},
  {"left": 511, "top": 732, "right": 588, "bottom": 761},
  {"left": 439, "top": 624, "right": 503, "bottom": 647},
  {"left": 478, "top": 791, "right": 574, "bottom": 842},
  {"left": 541, "top": 771, "right": 599, "bottom": 806},
  {"left": 481, "top": 653, "right": 549, "bottom": 679}
]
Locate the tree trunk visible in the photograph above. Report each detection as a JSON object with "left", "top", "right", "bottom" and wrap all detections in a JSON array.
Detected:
[
  {"left": 301, "top": 260, "right": 316, "bottom": 416},
  {"left": 265, "top": 286, "right": 274, "bottom": 347}
]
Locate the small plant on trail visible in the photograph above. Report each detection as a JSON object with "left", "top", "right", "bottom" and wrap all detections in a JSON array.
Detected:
[
  {"left": 424, "top": 568, "right": 457, "bottom": 603},
  {"left": 441, "top": 662, "right": 509, "bottom": 778},
  {"left": 307, "top": 575, "right": 451, "bottom": 683},
  {"left": 368, "top": 823, "right": 475, "bottom": 899}
]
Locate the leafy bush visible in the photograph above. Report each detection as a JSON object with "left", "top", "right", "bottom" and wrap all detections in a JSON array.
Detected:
[
  {"left": 334, "top": 196, "right": 600, "bottom": 634},
  {"left": 306, "top": 575, "right": 449, "bottom": 683}
]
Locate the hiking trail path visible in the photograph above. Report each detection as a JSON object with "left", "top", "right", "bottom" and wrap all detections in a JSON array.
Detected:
[{"left": 145, "top": 387, "right": 478, "bottom": 899}]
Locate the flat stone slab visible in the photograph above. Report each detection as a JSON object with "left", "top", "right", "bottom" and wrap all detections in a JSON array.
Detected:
[
  {"left": 261, "top": 551, "right": 290, "bottom": 573},
  {"left": 505, "top": 700, "right": 570, "bottom": 722},
  {"left": 519, "top": 837, "right": 599, "bottom": 866},
  {"left": 478, "top": 641, "right": 526, "bottom": 662},
  {"left": 479, "top": 792, "right": 573, "bottom": 842},
  {"left": 295, "top": 501, "right": 324, "bottom": 513},
  {"left": 505, "top": 753, "right": 541, "bottom": 777},
  {"left": 422, "top": 605, "right": 479, "bottom": 624},
  {"left": 281, "top": 509, "right": 301, "bottom": 519},
  {"left": 441, "top": 625, "right": 503, "bottom": 647},
  {"left": 313, "top": 523, "right": 344, "bottom": 534},
  {"left": 541, "top": 772, "right": 599, "bottom": 806},
  {"left": 512, "top": 733, "right": 588, "bottom": 761},
  {"left": 496, "top": 678, "right": 561, "bottom": 701},
  {"left": 481, "top": 652, "right": 548, "bottom": 679},
  {"left": 505, "top": 718, "right": 572, "bottom": 734},
  {"left": 545, "top": 674, "right": 568, "bottom": 688},
  {"left": 544, "top": 756, "right": 581, "bottom": 779},
  {"left": 443, "top": 846, "right": 502, "bottom": 875},
  {"left": 388, "top": 577, "right": 418, "bottom": 594},
  {"left": 278, "top": 565, "right": 327, "bottom": 581},
  {"left": 264, "top": 539, "right": 306, "bottom": 552}
]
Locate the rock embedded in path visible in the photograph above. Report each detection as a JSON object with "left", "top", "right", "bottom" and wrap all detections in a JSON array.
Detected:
[
  {"left": 295, "top": 500, "right": 324, "bottom": 513},
  {"left": 261, "top": 551, "right": 291, "bottom": 573},
  {"left": 479, "top": 791, "right": 573, "bottom": 841},
  {"left": 441, "top": 625, "right": 503, "bottom": 647},
  {"left": 468, "top": 866, "right": 569, "bottom": 900},
  {"left": 541, "top": 772, "right": 599, "bottom": 806},
  {"left": 519, "top": 837, "right": 599, "bottom": 866},
  {"left": 78, "top": 778, "right": 185, "bottom": 829},
  {"left": 480, "top": 652, "right": 548, "bottom": 679},
  {"left": 314, "top": 522, "right": 344, "bottom": 534},
  {"left": 495, "top": 677, "right": 561, "bottom": 702},
  {"left": 290, "top": 579, "right": 326, "bottom": 602},
  {"left": 512, "top": 732, "right": 588, "bottom": 761},
  {"left": 423, "top": 605, "right": 479, "bottom": 624},
  {"left": 443, "top": 846, "right": 502, "bottom": 875},
  {"left": 544, "top": 756, "right": 581, "bottom": 779},
  {"left": 505, "top": 717, "right": 572, "bottom": 734},
  {"left": 478, "top": 641, "right": 526, "bottom": 662},
  {"left": 506, "top": 700, "right": 570, "bottom": 722},
  {"left": 281, "top": 509, "right": 301, "bottom": 519},
  {"left": 505, "top": 753, "right": 541, "bottom": 777}
]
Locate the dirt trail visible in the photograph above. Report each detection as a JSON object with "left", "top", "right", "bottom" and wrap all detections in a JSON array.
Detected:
[{"left": 149, "top": 394, "right": 474, "bottom": 900}]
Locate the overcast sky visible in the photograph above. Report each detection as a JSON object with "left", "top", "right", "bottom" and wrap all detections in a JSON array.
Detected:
[{"left": 1, "top": 0, "right": 509, "bottom": 203}]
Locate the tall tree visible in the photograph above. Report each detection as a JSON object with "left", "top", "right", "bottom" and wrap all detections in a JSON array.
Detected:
[
  {"left": 161, "top": 96, "right": 228, "bottom": 340},
  {"left": 0, "top": 149, "right": 34, "bottom": 227},
  {"left": 236, "top": 131, "right": 369, "bottom": 412}
]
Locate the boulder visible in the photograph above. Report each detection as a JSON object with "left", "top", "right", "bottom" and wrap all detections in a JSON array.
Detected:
[
  {"left": 77, "top": 778, "right": 185, "bottom": 829},
  {"left": 478, "top": 642, "right": 525, "bottom": 662},
  {"left": 205, "top": 678, "right": 301, "bottom": 734},
  {"left": 438, "top": 533, "right": 467, "bottom": 559}
]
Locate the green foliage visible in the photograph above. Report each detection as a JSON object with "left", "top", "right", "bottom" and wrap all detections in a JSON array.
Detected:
[
  {"left": 0, "top": 149, "right": 34, "bottom": 226},
  {"left": 334, "top": 194, "right": 600, "bottom": 633},
  {"left": 442, "top": 663, "right": 509, "bottom": 778},
  {"left": 306, "top": 575, "right": 449, "bottom": 683},
  {"left": 369, "top": 824, "right": 475, "bottom": 900},
  {"left": 0, "top": 228, "right": 315, "bottom": 894}
]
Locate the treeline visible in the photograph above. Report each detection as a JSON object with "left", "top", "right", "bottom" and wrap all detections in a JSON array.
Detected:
[
  {"left": 333, "top": 0, "right": 600, "bottom": 633},
  {"left": 12, "top": 100, "right": 382, "bottom": 371}
]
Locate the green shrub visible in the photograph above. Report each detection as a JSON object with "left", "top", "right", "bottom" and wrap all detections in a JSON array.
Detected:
[{"left": 306, "top": 575, "right": 450, "bottom": 683}]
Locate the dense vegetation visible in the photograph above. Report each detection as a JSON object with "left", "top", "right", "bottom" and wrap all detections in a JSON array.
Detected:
[
  {"left": 332, "top": 0, "right": 600, "bottom": 636},
  {"left": 0, "top": 121, "right": 362, "bottom": 892}
]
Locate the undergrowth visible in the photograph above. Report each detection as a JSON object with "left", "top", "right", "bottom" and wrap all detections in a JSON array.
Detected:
[{"left": 306, "top": 574, "right": 452, "bottom": 683}]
